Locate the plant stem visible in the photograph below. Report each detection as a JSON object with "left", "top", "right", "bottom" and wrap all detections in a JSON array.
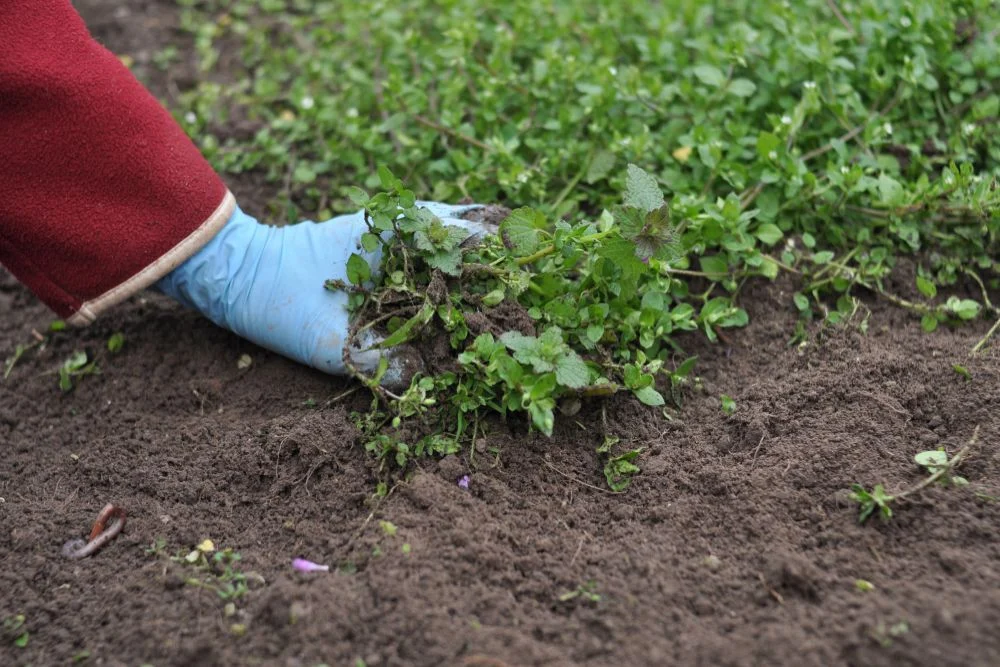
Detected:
[
  {"left": 552, "top": 151, "right": 591, "bottom": 211},
  {"left": 971, "top": 316, "right": 1000, "bottom": 355},
  {"left": 411, "top": 114, "right": 492, "bottom": 152},
  {"left": 515, "top": 229, "right": 614, "bottom": 266},
  {"left": 892, "top": 428, "right": 977, "bottom": 502}
]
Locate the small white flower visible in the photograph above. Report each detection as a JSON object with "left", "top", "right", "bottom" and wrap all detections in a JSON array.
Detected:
[
  {"left": 883, "top": 122, "right": 893, "bottom": 135},
  {"left": 768, "top": 150, "right": 778, "bottom": 160},
  {"left": 841, "top": 165, "right": 850, "bottom": 174},
  {"left": 621, "top": 137, "right": 633, "bottom": 146},
  {"left": 516, "top": 172, "right": 530, "bottom": 184},
  {"left": 347, "top": 107, "right": 359, "bottom": 118},
  {"left": 963, "top": 123, "right": 976, "bottom": 135},
  {"left": 300, "top": 96, "right": 314, "bottom": 110},
  {"left": 781, "top": 114, "right": 792, "bottom": 125},
  {"left": 900, "top": 16, "right": 912, "bottom": 28},
  {"left": 184, "top": 111, "right": 197, "bottom": 124},
  {"left": 803, "top": 81, "right": 816, "bottom": 90}
]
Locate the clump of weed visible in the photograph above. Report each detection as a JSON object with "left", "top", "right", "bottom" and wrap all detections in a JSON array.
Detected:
[
  {"left": 148, "top": 539, "right": 265, "bottom": 605},
  {"left": 850, "top": 427, "right": 979, "bottom": 523},
  {"left": 342, "top": 165, "right": 723, "bottom": 486}
]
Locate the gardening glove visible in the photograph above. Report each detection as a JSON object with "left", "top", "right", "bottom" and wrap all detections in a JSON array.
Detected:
[{"left": 153, "top": 201, "right": 493, "bottom": 389}]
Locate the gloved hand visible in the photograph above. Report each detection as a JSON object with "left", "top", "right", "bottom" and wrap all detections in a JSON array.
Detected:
[{"left": 153, "top": 201, "right": 493, "bottom": 389}]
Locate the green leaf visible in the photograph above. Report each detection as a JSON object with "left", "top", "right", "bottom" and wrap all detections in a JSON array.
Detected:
[
  {"left": 360, "top": 233, "right": 382, "bottom": 254},
  {"left": 555, "top": 354, "right": 590, "bottom": 388},
  {"left": 945, "top": 297, "right": 980, "bottom": 320},
  {"left": 425, "top": 248, "right": 464, "bottom": 276},
  {"left": 585, "top": 150, "right": 615, "bottom": 184},
  {"left": 293, "top": 163, "right": 316, "bottom": 184},
  {"left": 916, "top": 276, "right": 937, "bottom": 299},
  {"left": 482, "top": 289, "right": 505, "bottom": 306},
  {"left": 376, "top": 303, "right": 435, "bottom": 349},
  {"left": 727, "top": 78, "right": 757, "bottom": 97},
  {"left": 633, "top": 385, "right": 665, "bottom": 406},
  {"left": 614, "top": 206, "right": 646, "bottom": 239},
  {"left": 499, "top": 207, "right": 544, "bottom": 256},
  {"left": 877, "top": 174, "right": 904, "bottom": 206},
  {"left": 793, "top": 293, "right": 809, "bottom": 311},
  {"left": 377, "top": 165, "right": 399, "bottom": 189},
  {"left": 499, "top": 331, "right": 535, "bottom": 354},
  {"left": 346, "top": 253, "right": 371, "bottom": 285},
  {"left": 921, "top": 313, "right": 939, "bottom": 332},
  {"left": 692, "top": 64, "right": 725, "bottom": 87},
  {"left": 720, "top": 394, "right": 736, "bottom": 415},
  {"left": 107, "top": 333, "right": 125, "bottom": 354},
  {"left": 914, "top": 450, "right": 948, "bottom": 468},
  {"left": 623, "top": 164, "right": 665, "bottom": 212},
  {"left": 596, "top": 236, "right": 645, "bottom": 284},
  {"left": 757, "top": 132, "right": 780, "bottom": 159},
  {"left": 346, "top": 186, "right": 369, "bottom": 207},
  {"left": 699, "top": 255, "right": 729, "bottom": 278},
  {"left": 755, "top": 223, "right": 783, "bottom": 245}
]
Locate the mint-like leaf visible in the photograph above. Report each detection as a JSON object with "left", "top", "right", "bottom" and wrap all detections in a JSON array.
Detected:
[
  {"left": 624, "top": 164, "right": 665, "bottom": 213},
  {"left": 499, "top": 207, "right": 544, "bottom": 256},
  {"left": 555, "top": 353, "right": 590, "bottom": 388}
]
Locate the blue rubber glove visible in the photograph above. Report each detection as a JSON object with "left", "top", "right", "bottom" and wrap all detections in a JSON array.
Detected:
[{"left": 153, "top": 201, "right": 492, "bottom": 388}]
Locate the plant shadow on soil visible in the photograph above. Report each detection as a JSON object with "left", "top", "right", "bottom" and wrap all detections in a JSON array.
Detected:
[{"left": 2, "top": 2, "right": 1000, "bottom": 666}]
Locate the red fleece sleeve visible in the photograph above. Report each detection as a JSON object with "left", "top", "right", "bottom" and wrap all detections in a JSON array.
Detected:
[{"left": 0, "top": 0, "right": 234, "bottom": 325}]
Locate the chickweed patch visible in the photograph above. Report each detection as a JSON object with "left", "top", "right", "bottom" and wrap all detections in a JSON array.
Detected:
[{"left": 162, "top": 1, "right": 1000, "bottom": 487}]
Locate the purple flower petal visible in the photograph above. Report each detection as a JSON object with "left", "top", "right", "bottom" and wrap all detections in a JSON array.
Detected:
[
  {"left": 457, "top": 475, "right": 470, "bottom": 489},
  {"left": 292, "top": 557, "right": 329, "bottom": 573}
]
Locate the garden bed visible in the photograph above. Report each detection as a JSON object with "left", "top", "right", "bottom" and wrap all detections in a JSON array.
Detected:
[{"left": 2, "top": 2, "right": 999, "bottom": 666}]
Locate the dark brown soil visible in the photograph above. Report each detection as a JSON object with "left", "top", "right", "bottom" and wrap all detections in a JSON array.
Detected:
[{"left": 3, "top": 3, "right": 1000, "bottom": 666}]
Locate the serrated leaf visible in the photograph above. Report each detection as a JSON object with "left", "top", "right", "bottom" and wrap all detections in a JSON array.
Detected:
[
  {"left": 346, "top": 253, "right": 371, "bottom": 285},
  {"left": 623, "top": 164, "right": 665, "bottom": 213},
  {"left": 614, "top": 206, "right": 646, "bottom": 239},
  {"left": 555, "top": 353, "right": 590, "bottom": 388},
  {"left": 425, "top": 248, "right": 463, "bottom": 276},
  {"left": 499, "top": 207, "right": 544, "bottom": 256},
  {"left": 692, "top": 64, "right": 725, "bottom": 87},
  {"left": 596, "top": 236, "right": 645, "bottom": 284},
  {"left": 499, "top": 331, "right": 537, "bottom": 355}
]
